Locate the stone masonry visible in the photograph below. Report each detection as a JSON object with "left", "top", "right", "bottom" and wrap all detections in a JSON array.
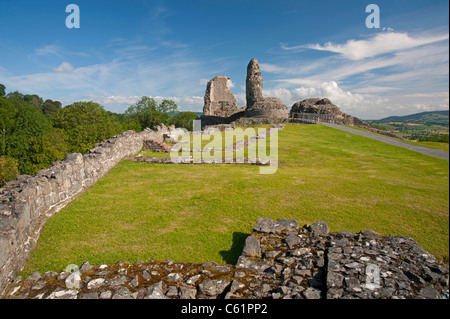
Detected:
[
  {"left": 245, "top": 58, "right": 288, "bottom": 119},
  {"left": 203, "top": 75, "right": 243, "bottom": 118},
  {"left": 143, "top": 139, "right": 172, "bottom": 153},
  {"left": 2, "top": 218, "right": 448, "bottom": 299},
  {"left": 0, "top": 124, "right": 175, "bottom": 295}
]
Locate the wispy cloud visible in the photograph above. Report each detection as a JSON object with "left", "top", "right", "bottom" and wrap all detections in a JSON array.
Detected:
[
  {"left": 34, "top": 45, "right": 64, "bottom": 58},
  {"left": 284, "top": 31, "right": 449, "bottom": 60},
  {"left": 259, "top": 30, "right": 449, "bottom": 118}
]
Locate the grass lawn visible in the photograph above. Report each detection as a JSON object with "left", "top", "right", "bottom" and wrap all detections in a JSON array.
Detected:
[{"left": 21, "top": 124, "right": 449, "bottom": 276}]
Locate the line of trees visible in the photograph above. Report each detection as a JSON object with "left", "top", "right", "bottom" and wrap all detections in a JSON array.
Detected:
[{"left": 0, "top": 84, "right": 198, "bottom": 187}]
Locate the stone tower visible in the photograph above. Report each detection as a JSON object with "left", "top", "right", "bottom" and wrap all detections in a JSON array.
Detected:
[
  {"left": 245, "top": 58, "right": 288, "bottom": 119},
  {"left": 246, "top": 58, "right": 263, "bottom": 108},
  {"left": 203, "top": 75, "right": 239, "bottom": 117}
]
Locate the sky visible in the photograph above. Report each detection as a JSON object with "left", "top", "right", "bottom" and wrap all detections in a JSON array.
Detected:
[{"left": 0, "top": 0, "right": 448, "bottom": 119}]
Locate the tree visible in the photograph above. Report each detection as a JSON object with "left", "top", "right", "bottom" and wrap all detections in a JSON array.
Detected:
[
  {"left": 109, "top": 112, "right": 141, "bottom": 132},
  {"left": 6, "top": 98, "right": 54, "bottom": 175},
  {"left": 43, "top": 99, "right": 62, "bottom": 116},
  {"left": 24, "top": 94, "right": 44, "bottom": 109},
  {"left": 169, "top": 111, "right": 198, "bottom": 131},
  {"left": 54, "top": 101, "right": 125, "bottom": 154},
  {"left": 0, "top": 84, "right": 5, "bottom": 97},
  {"left": 0, "top": 96, "right": 17, "bottom": 156},
  {"left": 0, "top": 155, "right": 19, "bottom": 187},
  {"left": 125, "top": 97, "right": 178, "bottom": 130}
]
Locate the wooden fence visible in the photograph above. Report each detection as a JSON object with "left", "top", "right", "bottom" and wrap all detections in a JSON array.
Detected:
[{"left": 290, "top": 113, "right": 336, "bottom": 124}]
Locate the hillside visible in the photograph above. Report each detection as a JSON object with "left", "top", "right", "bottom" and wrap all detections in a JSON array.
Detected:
[
  {"left": 378, "top": 110, "right": 449, "bottom": 126},
  {"left": 366, "top": 110, "right": 449, "bottom": 141}
]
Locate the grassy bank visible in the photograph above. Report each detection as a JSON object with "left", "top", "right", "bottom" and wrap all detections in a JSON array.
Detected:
[{"left": 21, "top": 124, "right": 449, "bottom": 276}]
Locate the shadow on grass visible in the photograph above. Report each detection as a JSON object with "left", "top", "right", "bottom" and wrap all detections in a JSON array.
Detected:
[{"left": 219, "top": 232, "right": 249, "bottom": 265}]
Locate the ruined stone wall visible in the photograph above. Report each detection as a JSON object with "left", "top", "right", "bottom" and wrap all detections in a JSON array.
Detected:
[
  {"left": 203, "top": 76, "right": 243, "bottom": 118},
  {"left": 2, "top": 218, "right": 448, "bottom": 299},
  {"left": 0, "top": 124, "right": 171, "bottom": 294}
]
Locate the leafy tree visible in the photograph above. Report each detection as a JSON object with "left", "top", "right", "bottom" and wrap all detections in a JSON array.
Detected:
[
  {"left": 24, "top": 94, "right": 44, "bottom": 109},
  {"left": 0, "top": 155, "right": 19, "bottom": 187},
  {"left": 169, "top": 111, "right": 198, "bottom": 131},
  {"left": 42, "top": 99, "right": 62, "bottom": 116},
  {"left": 0, "top": 96, "right": 17, "bottom": 156},
  {"left": 125, "top": 97, "right": 178, "bottom": 130},
  {"left": 109, "top": 112, "right": 141, "bottom": 132},
  {"left": 6, "top": 98, "right": 54, "bottom": 175},
  {"left": 6, "top": 91, "right": 24, "bottom": 101},
  {"left": 54, "top": 101, "right": 125, "bottom": 154},
  {"left": 0, "top": 84, "right": 5, "bottom": 97}
]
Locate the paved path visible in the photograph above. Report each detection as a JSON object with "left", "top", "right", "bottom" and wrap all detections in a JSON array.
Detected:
[{"left": 322, "top": 123, "right": 449, "bottom": 161}]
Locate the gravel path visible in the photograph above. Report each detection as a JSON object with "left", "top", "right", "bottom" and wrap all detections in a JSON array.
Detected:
[{"left": 322, "top": 123, "right": 449, "bottom": 161}]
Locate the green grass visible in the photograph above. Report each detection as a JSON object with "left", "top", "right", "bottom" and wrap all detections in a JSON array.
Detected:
[{"left": 21, "top": 124, "right": 449, "bottom": 276}]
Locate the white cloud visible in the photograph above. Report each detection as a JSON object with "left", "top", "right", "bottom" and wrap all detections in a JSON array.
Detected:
[
  {"left": 262, "top": 81, "right": 449, "bottom": 119},
  {"left": 264, "top": 81, "right": 366, "bottom": 113},
  {"left": 302, "top": 32, "right": 449, "bottom": 60},
  {"left": 53, "top": 62, "right": 74, "bottom": 73}
]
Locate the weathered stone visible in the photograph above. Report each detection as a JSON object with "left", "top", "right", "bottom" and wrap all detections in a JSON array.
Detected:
[
  {"left": 179, "top": 286, "right": 197, "bottom": 299},
  {"left": 168, "top": 273, "right": 181, "bottom": 282},
  {"left": 285, "top": 235, "right": 301, "bottom": 249},
  {"left": 309, "top": 221, "right": 330, "bottom": 235},
  {"left": 99, "top": 290, "right": 112, "bottom": 299},
  {"left": 327, "top": 288, "right": 344, "bottom": 299},
  {"left": 165, "top": 285, "right": 178, "bottom": 297},
  {"left": 345, "top": 277, "right": 362, "bottom": 292},
  {"left": 242, "top": 235, "right": 261, "bottom": 257},
  {"left": 31, "top": 281, "right": 46, "bottom": 290},
  {"left": 145, "top": 281, "right": 167, "bottom": 299},
  {"left": 274, "top": 219, "right": 300, "bottom": 233},
  {"left": 253, "top": 218, "right": 275, "bottom": 233},
  {"left": 198, "top": 279, "right": 230, "bottom": 296},
  {"left": 246, "top": 58, "right": 264, "bottom": 108},
  {"left": 303, "top": 287, "right": 321, "bottom": 299},
  {"left": 79, "top": 292, "right": 98, "bottom": 299},
  {"left": 327, "top": 271, "right": 344, "bottom": 288},
  {"left": 87, "top": 278, "right": 105, "bottom": 290},
  {"left": 25, "top": 272, "right": 41, "bottom": 283},
  {"left": 292, "top": 247, "right": 311, "bottom": 256},
  {"left": 112, "top": 287, "right": 133, "bottom": 299},
  {"left": 290, "top": 98, "right": 366, "bottom": 127},
  {"left": 79, "top": 261, "right": 93, "bottom": 274},
  {"left": 185, "top": 274, "right": 201, "bottom": 286},
  {"left": 245, "top": 58, "right": 288, "bottom": 119},
  {"left": 203, "top": 75, "right": 241, "bottom": 118},
  {"left": 130, "top": 276, "right": 139, "bottom": 288},
  {"left": 65, "top": 271, "right": 81, "bottom": 290},
  {"left": 419, "top": 286, "right": 440, "bottom": 299},
  {"left": 47, "top": 289, "right": 78, "bottom": 299},
  {"left": 230, "top": 280, "right": 246, "bottom": 293}
]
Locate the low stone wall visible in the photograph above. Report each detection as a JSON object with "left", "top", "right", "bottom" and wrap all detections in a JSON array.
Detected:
[
  {"left": 143, "top": 139, "right": 172, "bottom": 152},
  {"left": 127, "top": 155, "right": 271, "bottom": 165},
  {"left": 2, "top": 218, "right": 448, "bottom": 299},
  {"left": 0, "top": 124, "right": 172, "bottom": 294}
]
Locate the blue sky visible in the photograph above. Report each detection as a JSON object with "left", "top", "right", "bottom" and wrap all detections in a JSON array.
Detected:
[{"left": 0, "top": 0, "right": 448, "bottom": 119}]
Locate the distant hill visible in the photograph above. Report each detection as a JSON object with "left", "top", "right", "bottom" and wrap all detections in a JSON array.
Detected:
[
  {"left": 378, "top": 110, "right": 449, "bottom": 127},
  {"left": 366, "top": 110, "right": 449, "bottom": 140}
]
